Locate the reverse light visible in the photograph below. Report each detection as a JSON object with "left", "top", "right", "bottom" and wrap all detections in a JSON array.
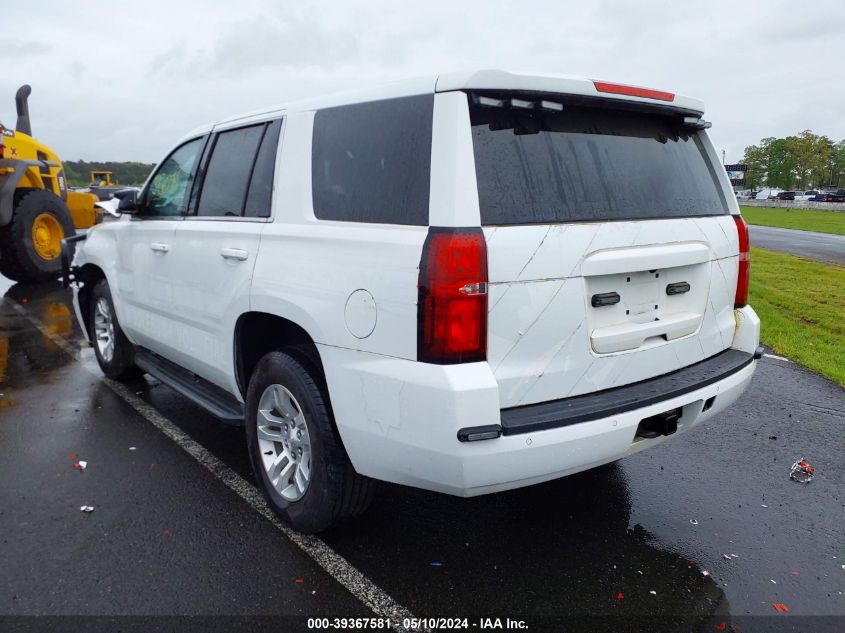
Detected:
[
  {"left": 418, "top": 227, "right": 488, "bottom": 364},
  {"left": 593, "top": 81, "right": 675, "bottom": 102},
  {"left": 734, "top": 215, "right": 750, "bottom": 308}
]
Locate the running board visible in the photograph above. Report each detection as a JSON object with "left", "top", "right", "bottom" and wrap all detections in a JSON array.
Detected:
[{"left": 134, "top": 348, "right": 244, "bottom": 424}]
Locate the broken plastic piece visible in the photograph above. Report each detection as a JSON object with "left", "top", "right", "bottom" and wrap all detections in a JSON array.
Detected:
[
  {"left": 73, "top": 461, "right": 87, "bottom": 470},
  {"left": 689, "top": 519, "right": 699, "bottom": 525},
  {"left": 129, "top": 447, "right": 137, "bottom": 451},
  {"left": 80, "top": 505, "right": 94, "bottom": 513},
  {"left": 430, "top": 562, "right": 445, "bottom": 567},
  {"left": 772, "top": 603, "right": 789, "bottom": 613},
  {"left": 702, "top": 570, "right": 710, "bottom": 577},
  {"left": 649, "top": 590, "right": 657, "bottom": 595},
  {"left": 294, "top": 578, "right": 304, "bottom": 584},
  {"left": 789, "top": 458, "right": 814, "bottom": 483}
]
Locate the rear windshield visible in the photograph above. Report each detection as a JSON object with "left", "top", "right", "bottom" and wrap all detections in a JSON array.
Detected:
[{"left": 469, "top": 94, "right": 728, "bottom": 225}]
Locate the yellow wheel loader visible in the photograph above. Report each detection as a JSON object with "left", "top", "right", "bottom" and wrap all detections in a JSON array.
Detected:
[
  {"left": 87, "top": 169, "right": 123, "bottom": 201},
  {"left": 0, "top": 85, "right": 102, "bottom": 283}
]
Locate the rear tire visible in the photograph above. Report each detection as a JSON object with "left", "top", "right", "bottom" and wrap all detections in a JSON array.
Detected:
[
  {"left": 89, "top": 279, "right": 141, "bottom": 381},
  {"left": 0, "top": 189, "right": 76, "bottom": 283},
  {"left": 245, "top": 351, "right": 374, "bottom": 533}
]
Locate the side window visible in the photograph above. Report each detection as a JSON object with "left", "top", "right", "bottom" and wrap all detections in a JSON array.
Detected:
[
  {"left": 311, "top": 94, "right": 433, "bottom": 225},
  {"left": 196, "top": 124, "right": 265, "bottom": 217},
  {"left": 145, "top": 138, "right": 204, "bottom": 217},
  {"left": 244, "top": 119, "right": 282, "bottom": 218}
]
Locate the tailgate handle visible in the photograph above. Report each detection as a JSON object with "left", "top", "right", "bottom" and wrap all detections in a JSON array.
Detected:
[
  {"left": 591, "top": 292, "right": 621, "bottom": 308},
  {"left": 666, "top": 281, "right": 691, "bottom": 296}
]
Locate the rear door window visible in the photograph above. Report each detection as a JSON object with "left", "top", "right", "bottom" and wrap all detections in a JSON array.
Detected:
[
  {"left": 311, "top": 95, "right": 433, "bottom": 225},
  {"left": 244, "top": 120, "right": 282, "bottom": 218},
  {"left": 196, "top": 124, "right": 265, "bottom": 217},
  {"left": 469, "top": 93, "right": 728, "bottom": 225}
]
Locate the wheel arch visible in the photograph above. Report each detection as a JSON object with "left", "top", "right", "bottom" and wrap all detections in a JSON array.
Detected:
[
  {"left": 234, "top": 311, "right": 326, "bottom": 401},
  {"left": 75, "top": 263, "right": 107, "bottom": 338}
]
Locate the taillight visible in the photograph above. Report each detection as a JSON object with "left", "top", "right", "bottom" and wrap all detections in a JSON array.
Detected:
[
  {"left": 418, "top": 227, "right": 488, "bottom": 364},
  {"left": 734, "top": 215, "right": 750, "bottom": 308}
]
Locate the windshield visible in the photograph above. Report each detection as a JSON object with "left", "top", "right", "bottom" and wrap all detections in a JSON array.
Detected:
[{"left": 468, "top": 93, "right": 729, "bottom": 225}]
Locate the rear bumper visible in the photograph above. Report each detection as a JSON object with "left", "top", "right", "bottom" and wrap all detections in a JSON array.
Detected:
[
  {"left": 495, "top": 348, "right": 755, "bottom": 436},
  {"left": 321, "top": 306, "right": 760, "bottom": 496}
]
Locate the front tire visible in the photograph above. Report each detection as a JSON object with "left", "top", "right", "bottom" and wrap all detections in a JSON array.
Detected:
[
  {"left": 89, "top": 279, "right": 140, "bottom": 381},
  {"left": 245, "top": 351, "right": 374, "bottom": 533}
]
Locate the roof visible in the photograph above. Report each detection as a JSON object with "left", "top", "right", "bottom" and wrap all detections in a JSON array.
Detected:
[{"left": 180, "top": 70, "right": 705, "bottom": 141}]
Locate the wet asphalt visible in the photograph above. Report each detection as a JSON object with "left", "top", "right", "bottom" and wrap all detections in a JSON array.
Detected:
[
  {"left": 749, "top": 225, "right": 845, "bottom": 266},
  {"left": 0, "top": 277, "right": 843, "bottom": 633}
]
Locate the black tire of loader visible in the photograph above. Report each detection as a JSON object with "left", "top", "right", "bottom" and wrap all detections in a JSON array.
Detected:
[{"left": 0, "top": 189, "right": 76, "bottom": 283}]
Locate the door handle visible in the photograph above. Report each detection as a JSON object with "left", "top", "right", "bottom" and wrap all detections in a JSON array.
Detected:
[
  {"left": 221, "top": 248, "right": 248, "bottom": 261},
  {"left": 150, "top": 242, "right": 170, "bottom": 253}
]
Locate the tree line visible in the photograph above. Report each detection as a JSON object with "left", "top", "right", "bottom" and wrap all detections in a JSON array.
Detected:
[
  {"left": 741, "top": 131, "right": 845, "bottom": 190},
  {"left": 63, "top": 160, "right": 155, "bottom": 187}
]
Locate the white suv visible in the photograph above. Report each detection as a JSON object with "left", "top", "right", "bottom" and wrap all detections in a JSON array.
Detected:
[{"left": 68, "top": 70, "right": 761, "bottom": 532}]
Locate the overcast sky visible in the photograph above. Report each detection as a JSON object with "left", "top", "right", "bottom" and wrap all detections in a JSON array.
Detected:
[{"left": 2, "top": 0, "right": 843, "bottom": 165}]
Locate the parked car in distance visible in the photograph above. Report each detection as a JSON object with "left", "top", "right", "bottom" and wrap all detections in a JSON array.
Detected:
[
  {"left": 755, "top": 188, "right": 782, "bottom": 200},
  {"left": 811, "top": 191, "right": 845, "bottom": 202},
  {"left": 68, "top": 70, "right": 762, "bottom": 532},
  {"left": 776, "top": 191, "right": 796, "bottom": 201},
  {"left": 794, "top": 190, "right": 820, "bottom": 201},
  {"left": 736, "top": 189, "right": 756, "bottom": 200}
]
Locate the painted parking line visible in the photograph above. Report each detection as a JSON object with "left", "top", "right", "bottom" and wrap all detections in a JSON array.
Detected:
[
  {"left": 4, "top": 296, "right": 420, "bottom": 631},
  {"left": 763, "top": 353, "right": 792, "bottom": 363}
]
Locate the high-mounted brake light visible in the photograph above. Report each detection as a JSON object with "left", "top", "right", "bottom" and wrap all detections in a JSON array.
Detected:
[
  {"left": 733, "top": 215, "right": 750, "bottom": 308},
  {"left": 418, "top": 227, "right": 488, "bottom": 364},
  {"left": 593, "top": 81, "right": 675, "bottom": 102}
]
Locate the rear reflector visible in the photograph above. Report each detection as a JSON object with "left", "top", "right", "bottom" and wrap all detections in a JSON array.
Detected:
[
  {"left": 593, "top": 81, "right": 675, "bottom": 102},
  {"left": 733, "top": 215, "right": 750, "bottom": 308},
  {"left": 418, "top": 227, "right": 488, "bottom": 364}
]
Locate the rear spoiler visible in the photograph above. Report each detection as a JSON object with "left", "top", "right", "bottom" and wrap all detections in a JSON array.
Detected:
[{"left": 60, "top": 233, "right": 87, "bottom": 289}]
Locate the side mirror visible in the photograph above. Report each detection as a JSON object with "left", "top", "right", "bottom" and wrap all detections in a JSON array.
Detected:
[{"left": 115, "top": 188, "right": 142, "bottom": 214}]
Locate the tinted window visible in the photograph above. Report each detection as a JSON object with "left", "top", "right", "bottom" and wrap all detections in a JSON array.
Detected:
[
  {"left": 145, "top": 138, "right": 204, "bottom": 217},
  {"left": 244, "top": 120, "right": 282, "bottom": 218},
  {"left": 197, "top": 125, "right": 264, "bottom": 217},
  {"left": 311, "top": 95, "right": 433, "bottom": 225},
  {"left": 469, "top": 94, "right": 728, "bottom": 225}
]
